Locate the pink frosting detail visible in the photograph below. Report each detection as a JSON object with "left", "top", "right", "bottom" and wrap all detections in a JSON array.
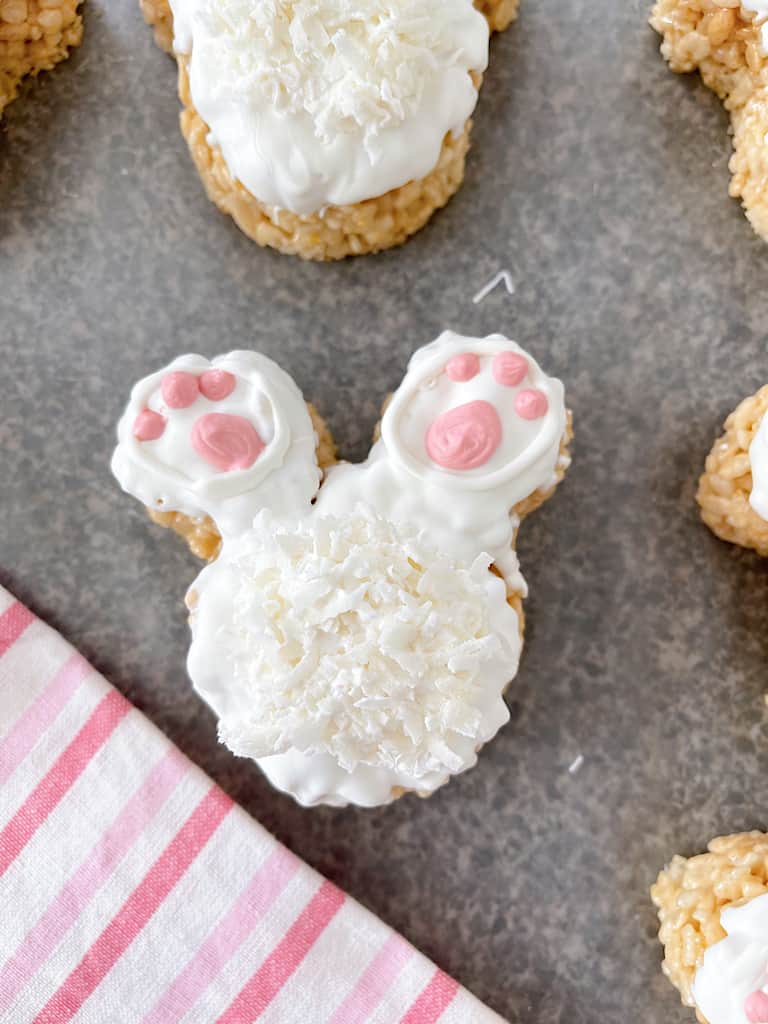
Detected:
[
  {"left": 161, "top": 371, "right": 199, "bottom": 409},
  {"left": 493, "top": 352, "right": 528, "bottom": 388},
  {"left": 425, "top": 400, "right": 502, "bottom": 471},
  {"left": 190, "top": 413, "right": 265, "bottom": 472},
  {"left": 133, "top": 409, "right": 166, "bottom": 442},
  {"left": 745, "top": 991, "right": 768, "bottom": 1023},
  {"left": 445, "top": 353, "right": 480, "bottom": 383},
  {"left": 199, "top": 369, "right": 236, "bottom": 402},
  {"left": 514, "top": 389, "right": 549, "bottom": 420}
]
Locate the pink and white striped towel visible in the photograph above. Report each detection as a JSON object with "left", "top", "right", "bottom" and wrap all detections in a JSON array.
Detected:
[{"left": 0, "top": 585, "right": 505, "bottom": 1024}]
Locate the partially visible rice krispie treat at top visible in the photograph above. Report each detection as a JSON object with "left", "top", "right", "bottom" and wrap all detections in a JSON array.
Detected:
[
  {"left": 111, "top": 351, "right": 329, "bottom": 552},
  {"left": 652, "top": 832, "right": 768, "bottom": 1023},
  {"left": 0, "top": 0, "right": 82, "bottom": 116},
  {"left": 139, "top": 0, "right": 512, "bottom": 258},
  {"left": 697, "top": 385, "right": 768, "bottom": 555},
  {"left": 650, "top": 1, "right": 768, "bottom": 239},
  {"left": 140, "top": 0, "right": 519, "bottom": 55}
]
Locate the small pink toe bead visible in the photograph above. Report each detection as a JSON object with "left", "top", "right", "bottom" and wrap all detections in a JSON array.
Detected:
[
  {"left": 191, "top": 413, "right": 265, "bottom": 472},
  {"left": 745, "top": 990, "right": 768, "bottom": 1023},
  {"left": 161, "top": 371, "right": 199, "bottom": 409},
  {"left": 514, "top": 388, "right": 549, "bottom": 420},
  {"left": 445, "top": 353, "right": 480, "bottom": 383},
  {"left": 493, "top": 351, "right": 528, "bottom": 387},
  {"left": 133, "top": 409, "right": 166, "bottom": 442},
  {"left": 199, "top": 369, "right": 236, "bottom": 401}
]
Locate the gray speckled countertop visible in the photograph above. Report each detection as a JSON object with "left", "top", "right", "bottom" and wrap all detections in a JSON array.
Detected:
[{"left": 2, "top": 1, "right": 768, "bottom": 1020}]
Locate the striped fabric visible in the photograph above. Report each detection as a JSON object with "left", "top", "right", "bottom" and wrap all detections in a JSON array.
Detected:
[{"left": 0, "top": 587, "right": 506, "bottom": 1024}]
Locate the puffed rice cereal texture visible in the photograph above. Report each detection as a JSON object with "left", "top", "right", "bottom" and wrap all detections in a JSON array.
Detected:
[
  {"left": 0, "top": 0, "right": 82, "bottom": 116},
  {"left": 697, "top": 384, "right": 768, "bottom": 555},
  {"left": 651, "top": 831, "right": 768, "bottom": 1022},
  {"left": 651, "top": 0, "right": 768, "bottom": 240}
]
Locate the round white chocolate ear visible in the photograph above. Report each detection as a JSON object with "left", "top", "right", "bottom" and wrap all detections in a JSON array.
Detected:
[
  {"left": 750, "top": 412, "right": 768, "bottom": 522},
  {"left": 381, "top": 331, "right": 566, "bottom": 507},
  {"left": 111, "top": 351, "right": 321, "bottom": 537}
]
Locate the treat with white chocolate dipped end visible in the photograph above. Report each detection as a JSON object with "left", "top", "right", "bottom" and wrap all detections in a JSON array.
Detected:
[
  {"left": 111, "top": 351, "right": 335, "bottom": 559},
  {"left": 652, "top": 832, "right": 768, "bottom": 1024},
  {"left": 138, "top": 0, "right": 516, "bottom": 259},
  {"left": 184, "top": 332, "right": 572, "bottom": 807},
  {"left": 697, "top": 385, "right": 768, "bottom": 556}
]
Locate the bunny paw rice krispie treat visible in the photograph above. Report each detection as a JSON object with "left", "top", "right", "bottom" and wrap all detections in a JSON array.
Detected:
[
  {"left": 652, "top": 832, "right": 768, "bottom": 1023},
  {"left": 697, "top": 384, "right": 768, "bottom": 555},
  {"left": 111, "top": 351, "right": 336, "bottom": 560},
  {"left": 138, "top": 0, "right": 515, "bottom": 259},
  {"left": 0, "top": 0, "right": 82, "bottom": 116},
  {"left": 651, "top": 0, "right": 768, "bottom": 240},
  {"left": 111, "top": 335, "right": 571, "bottom": 807}
]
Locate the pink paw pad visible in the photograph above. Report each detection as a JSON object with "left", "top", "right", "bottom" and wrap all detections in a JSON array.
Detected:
[
  {"left": 199, "top": 369, "right": 236, "bottom": 401},
  {"left": 191, "top": 413, "right": 265, "bottom": 472},
  {"left": 162, "top": 371, "right": 199, "bottom": 409},
  {"left": 493, "top": 352, "right": 528, "bottom": 388},
  {"left": 746, "top": 991, "right": 768, "bottom": 1023},
  {"left": 425, "top": 400, "right": 502, "bottom": 471},
  {"left": 133, "top": 409, "right": 166, "bottom": 442},
  {"left": 445, "top": 353, "right": 480, "bottom": 382},
  {"left": 514, "top": 389, "right": 548, "bottom": 420}
]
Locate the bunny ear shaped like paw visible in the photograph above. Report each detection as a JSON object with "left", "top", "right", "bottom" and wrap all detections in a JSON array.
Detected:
[{"left": 111, "top": 352, "right": 326, "bottom": 544}]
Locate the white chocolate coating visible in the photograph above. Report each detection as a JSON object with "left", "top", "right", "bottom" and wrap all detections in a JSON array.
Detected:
[
  {"left": 317, "top": 331, "right": 568, "bottom": 588},
  {"left": 169, "top": 0, "right": 489, "bottom": 214},
  {"left": 750, "top": 411, "right": 768, "bottom": 522},
  {"left": 693, "top": 892, "right": 768, "bottom": 1024},
  {"left": 186, "top": 511, "right": 519, "bottom": 807},
  {"left": 111, "top": 352, "right": 321, "bottom": 537}
]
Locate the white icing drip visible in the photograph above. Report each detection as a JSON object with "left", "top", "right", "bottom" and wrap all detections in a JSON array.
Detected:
[
  {"left": 169, "top": 0, "right": 488, "bottom": 213},
  {"left": 186, "top": 510, "right": 518, "bottom": 806},
  {"left": 750, "top": 411, "right": 768, "bottom": 522},
  {"left": 111, "top": 351, "right": 321, "bottom": 537},
  {"left": 693, "top": 892, "right": 768, "bottom": 1024},
  {"left": 316, "top": 332, "right": 567, "bottom": 588}
]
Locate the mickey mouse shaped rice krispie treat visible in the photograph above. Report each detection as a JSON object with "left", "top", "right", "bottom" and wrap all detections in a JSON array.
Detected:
[
  {"left": 139, "top": 0, "right": 518, "bottom": 259},
  {"left": 651, "top": 1, "right": 768, "bottom": 241},
  {"left": 697, "top": 385, "right": 768, "bottom": 555},
  {"left": 652, "top": 832, "right": 768, "bottom": 1023},
  {"left": 112, "top": 332, "right": 571, "bottom": 807},
  {"left": 0, "top": 0, "right": 82, "bottom": 116}
]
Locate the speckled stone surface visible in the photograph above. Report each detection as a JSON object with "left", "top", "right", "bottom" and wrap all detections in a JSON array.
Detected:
[{"left": 2, "top": 1, "right": 768, "bottom": 1020}]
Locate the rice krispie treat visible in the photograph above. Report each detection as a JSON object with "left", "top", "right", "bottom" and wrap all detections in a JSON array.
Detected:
[
  {"left": 650, "top": 1, "right": 768, "bottom": 240},
  {"left": 0, "top": 0, "right": 82, "bottom": 116},
  {"left": 111, "top": 351, "right": 336, "bottom": 560},
  {"left": 697, "top": 384, "right": 768, "bottom": 555},
  {"left": 652, "top": 832, "right": 768, "bottom": 1023},
  {"left": 138, "top": 0, "right": 516, "bottom": 260},
  {"left": 112, "top": 334, "right": 571, "bottom": 807}
]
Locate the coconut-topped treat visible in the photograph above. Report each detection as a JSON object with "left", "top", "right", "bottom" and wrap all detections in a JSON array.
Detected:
[
  {"left": 111, "top": 334, "right": 571, "bottom": 807},
  {"left": 697, "top": 385, "right": 768, "bottom": 556},
  {"left": 178, "top": 332, "right": 572, "bottom": 806},
  {"left": 138, "top": 0, "right": 519, "bottom": 259},
  {"left": 111, "top": 351, "right": 335, "bottom": 559},
  {"left": 652, "top": 832, "right": 768, "bottom": 1024},
  {"left": 187, "top": 510, "right": 521, "bottom": 807},
  {"left": 0, "top": 0, "right": 83, "bottom": 116}
]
